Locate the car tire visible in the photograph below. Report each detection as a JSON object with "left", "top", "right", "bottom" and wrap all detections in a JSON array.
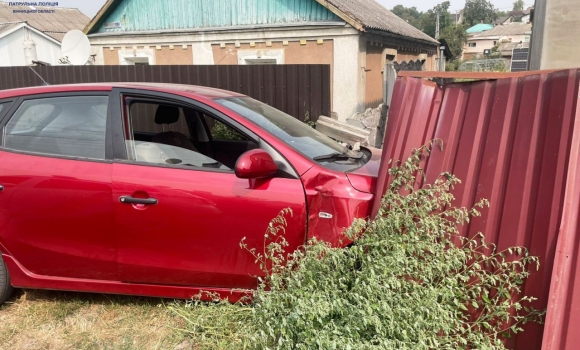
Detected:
[{"left": 0, "top": 255, "right": 14, "bottom": 305}]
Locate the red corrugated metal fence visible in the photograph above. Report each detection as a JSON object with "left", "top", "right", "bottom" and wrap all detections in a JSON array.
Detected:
[{"left": 373, "top": 69, "right": 580, "bottom": 349}]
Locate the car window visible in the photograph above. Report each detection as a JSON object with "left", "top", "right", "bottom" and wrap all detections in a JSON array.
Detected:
[
  {"left": 129, "top": 102, "right": 190, "bottom": 135},
  {"left": 9, "top": 104, "right": 55, "bottom": 132},
  {"left": 203, "top": 115, "right": 248, "bottom": 141},
  {"left": 214, "top": 97, "right": 365, "bottom": 171},
  {"left": 124, "top": 100, "right": 229, "bottom": 170},
  {"left": 3, "top": 96, "right": 109, "bottom": 160}
]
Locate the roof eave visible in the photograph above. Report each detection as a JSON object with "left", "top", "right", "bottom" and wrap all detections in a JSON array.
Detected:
[
  {"left": 84, "top": 0, "right": 116, "bottom": 34},
  {"left": 87, "top": 21, "right": 348, "bottom": 38},
  {"left": 365, "top": 29, "right": 439, "bottom": 48},
  {"left": 0, "top": 22, "right": 62, "bottom": 45},
  {"left": 315, "top": 0, "right": 438, "bottom": 45},
  {"left": 314, "top": 0, "right": 365, "bottom": 31}
]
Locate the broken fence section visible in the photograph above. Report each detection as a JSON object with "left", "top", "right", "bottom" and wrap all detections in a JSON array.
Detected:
[{"left": 373, "top": 69, "right": 580, "bottom": 350}]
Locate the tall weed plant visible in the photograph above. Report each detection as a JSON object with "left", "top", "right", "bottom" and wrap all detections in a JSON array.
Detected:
[{"left": 174, "top": 142, "right": 543, "bottom": 349}]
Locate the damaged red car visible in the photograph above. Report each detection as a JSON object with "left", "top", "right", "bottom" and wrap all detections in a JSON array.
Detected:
[{"left": 0, "top": 83, "right": 381, "bottom": 303}]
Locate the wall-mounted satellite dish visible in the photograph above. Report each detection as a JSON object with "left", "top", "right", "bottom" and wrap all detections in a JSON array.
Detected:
[{"left": 61, "top": 30, "right": 90, "bottom": 65}]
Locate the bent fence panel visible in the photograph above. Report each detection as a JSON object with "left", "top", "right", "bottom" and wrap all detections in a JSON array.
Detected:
[{"left": 374, "top": 69, "right": 580, "bottom": 350}]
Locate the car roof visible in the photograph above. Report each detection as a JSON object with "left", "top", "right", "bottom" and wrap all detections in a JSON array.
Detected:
[{"left": 0, "top": 82, "right": 246, "bottom": 100}]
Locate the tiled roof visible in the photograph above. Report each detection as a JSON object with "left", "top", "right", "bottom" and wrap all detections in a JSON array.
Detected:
[
  {"left": 0, "top": 21, "right": 21, "bottom": 37},
  {"left": 323, "top": 0, "right": 438, "bottom": 44},
  {"left": 473, "top": 23, "right": 532, "bottom": 37}
]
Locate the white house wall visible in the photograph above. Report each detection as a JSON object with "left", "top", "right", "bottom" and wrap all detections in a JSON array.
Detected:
[
  {"left": 331, "top": 34, "right": 363, "bottom": 121},
  {"left": 0, "top": 27, "right": 61, "bottom": 66}
]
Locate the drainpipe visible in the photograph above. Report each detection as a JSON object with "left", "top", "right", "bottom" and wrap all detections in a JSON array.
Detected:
[{"left": 439, "top": 45, "right": 446, "bottom": 71}]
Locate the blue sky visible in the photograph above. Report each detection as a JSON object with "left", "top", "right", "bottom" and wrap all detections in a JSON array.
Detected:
[{"left": 58, "top": 0, "right": 535, "bottom": 19}]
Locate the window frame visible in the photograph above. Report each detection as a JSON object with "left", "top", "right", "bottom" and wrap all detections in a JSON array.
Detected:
[
  {"left": 112, "top": 88, "right": 260, "bottom": 174},
  {"left": 0, "top": 99, "right": 15, "bottom": 126},
  {"left": 0, "top": 92, "right": 114, "bottom": 163}
]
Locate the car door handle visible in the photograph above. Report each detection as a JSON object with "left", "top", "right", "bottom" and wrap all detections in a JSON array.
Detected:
[
  {"left": 0, "top": 185, "right": 3, "bottom": 191},
  {"left": 119, "top": 196, "right": 158, "bottom": 205}
]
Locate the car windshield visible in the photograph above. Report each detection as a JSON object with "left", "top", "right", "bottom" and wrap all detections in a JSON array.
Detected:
[{"left": 214, "top": 97, "right": 363, "bottom": 169}]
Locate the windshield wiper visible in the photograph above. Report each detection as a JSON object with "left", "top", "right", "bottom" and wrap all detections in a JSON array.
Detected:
[{"left": 313, "top": 152, "right": 363, "bottom": 162}]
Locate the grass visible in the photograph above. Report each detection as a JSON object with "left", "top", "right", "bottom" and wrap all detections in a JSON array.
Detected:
[{"left": 0, "top": 289, "right": 193, "bottom": 350}]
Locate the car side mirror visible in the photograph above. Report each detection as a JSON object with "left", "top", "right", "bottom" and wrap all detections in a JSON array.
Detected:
[{"left": 235, "top": 149, "right": 278, "bottom": 179}]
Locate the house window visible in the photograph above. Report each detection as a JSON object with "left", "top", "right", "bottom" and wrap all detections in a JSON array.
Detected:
[
  {"left": 468, "top": 43, "right": 477, "bottom": 48},
  {"left": 118, "top": 49, "right": 155, "bottom": 65},
  {"left": 126, "top": 57, "right": 151, "bottom": 65},
  {"left": 238, "top": 49, "right": 284, "bottom": 65},
  {"left": 524, "top": 36, "right": 530, "bottom": 43},
  {"left": 245, "top": 59, "right": 277, "bottom": 65},
  {"left": 493, "top": 41, "right": 497, "bottom": 45}
]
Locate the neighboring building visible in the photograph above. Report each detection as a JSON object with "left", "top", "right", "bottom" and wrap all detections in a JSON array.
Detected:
[
  {"left": 495, "top": 16, "right": 514, "bottom": 25},
  {"left": 529, "top": 0, "right": 579, "bottom": 70},
  {"left": 438, "top": 38, "right": 453, "bottom": 71},
  {"left": 84, "top": 0, "right": 439, "bottom": 119},
  {"left": 0, "top": 2, "right": 91, "bottom": 66},
  {"left": 0, "top": 22, "right": 61, "bottom": 66},
  {"left": 466, "top": 24, "right": 494, "bottom": 35},
  {"left": 0, "top": 2, "right": 90, "bottom": 42},
  {"left": 464, "top": 23, "right": 532, "bottom": 60},
  {"left": 508, "top": 7, "right": 533, "bottom": 23}
]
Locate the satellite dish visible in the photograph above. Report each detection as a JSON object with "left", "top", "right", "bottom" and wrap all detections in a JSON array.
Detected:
[{"left": 61, "top": 30, "right": 90, "bottom": 65}]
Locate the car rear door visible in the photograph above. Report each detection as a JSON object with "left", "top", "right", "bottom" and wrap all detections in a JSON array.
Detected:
[
  {"left": 110, "top": 90, "right": 307, "bottom": 289},
  {"left": 0, "top": 92, "right": 117, "bottom": 281}
]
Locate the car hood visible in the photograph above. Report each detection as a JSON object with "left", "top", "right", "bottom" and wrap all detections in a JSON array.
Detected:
[{"left": 345, "top": 147, "right": 382, "bottom": 194}]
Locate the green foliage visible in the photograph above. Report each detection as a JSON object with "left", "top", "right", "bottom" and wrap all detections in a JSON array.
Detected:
[
  {"left": 169, "top": 294, "right": 253, "bottom": 350},
  {"left": 392, "top": 5, "right": 423, "bottom": 29},
  {"left": 392, "top": 2, "right": 455, "bottom": 38},
  {"left": 421, "top": 1, "right": 454, "bottom": 38},
  {"left": 464, "top": 0, "right": 499, "bottom": 27},
  {"left": 210, "top": 120, "right": 246, "bottom": 141},
  {"left": 303, "top": 111, "right": 316, "bottom": 129},
  {"left": 446, "top": 59, "right": 464, "bottom": 71},
  {"left": 440, "top": 24, "right": 468, "bottom": 59},
  {"left": 513, "top": 0, "right": 525, "bottom": 11},
  {"left": 497, "top": 10, "right": 509, "bottom": 18},
  {"left": 174, "top": 143, "right": 544, "bottom": 349}
]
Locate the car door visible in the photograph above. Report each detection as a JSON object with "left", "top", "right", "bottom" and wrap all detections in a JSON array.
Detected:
[
  {"left": 0, "top": 93, "right": 117, "bottom": 281},
  {"left": 111, "top": 90, "right": 307, "bottom": 289}
]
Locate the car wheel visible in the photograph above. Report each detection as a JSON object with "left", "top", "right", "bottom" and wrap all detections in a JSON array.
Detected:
[{"left": 0, "top": 255, "right": 14, "bottom": 305}]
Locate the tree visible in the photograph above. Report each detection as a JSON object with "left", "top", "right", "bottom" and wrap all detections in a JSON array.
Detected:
[
  {"left": 464, "top": 0, "right": 499, "bottom": 27},
  {"left": 420, "top": 1, "right": 454, "bottom": 38},
  {"left": 440, "top": 24, "right": 468, "bottom": 60},
  {"left": 392, "top": 2, "right": 456, "bottom": 40},
  {"left": 392, "top": 5, "right": 423, "bottom": 30},
  {"left": 513, "top": 0, "right": 525, "bottom": 11},
  {"left": 497, "top": 10, "right": 509, "bottom": 18}
]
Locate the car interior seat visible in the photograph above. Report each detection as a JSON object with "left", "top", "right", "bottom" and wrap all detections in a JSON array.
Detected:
[{"left": 151, "top": 105, "right": 198, "bottom": 152}]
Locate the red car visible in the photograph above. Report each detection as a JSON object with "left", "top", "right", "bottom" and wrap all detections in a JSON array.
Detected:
[{"left": 0, "top": 83, "right": 381, "bottom": 304}]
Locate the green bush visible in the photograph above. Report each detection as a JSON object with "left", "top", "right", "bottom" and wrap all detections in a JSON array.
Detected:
[{"left": 174, "top": 142, "right": 544, "bottom": 349}]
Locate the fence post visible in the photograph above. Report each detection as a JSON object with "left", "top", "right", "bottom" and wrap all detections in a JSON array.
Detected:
[{"left": 375, "top": 63, "right": 396, "bottom": 148}]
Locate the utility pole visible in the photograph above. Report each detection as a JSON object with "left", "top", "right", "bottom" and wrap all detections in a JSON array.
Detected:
[{"left": 435, "top": 13, "right": 440, "bottom": 39}]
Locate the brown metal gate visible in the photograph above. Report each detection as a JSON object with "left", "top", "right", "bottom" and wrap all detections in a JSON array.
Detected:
[{"left": 0, "top": 64, "right": 331, "bottom": 122}]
